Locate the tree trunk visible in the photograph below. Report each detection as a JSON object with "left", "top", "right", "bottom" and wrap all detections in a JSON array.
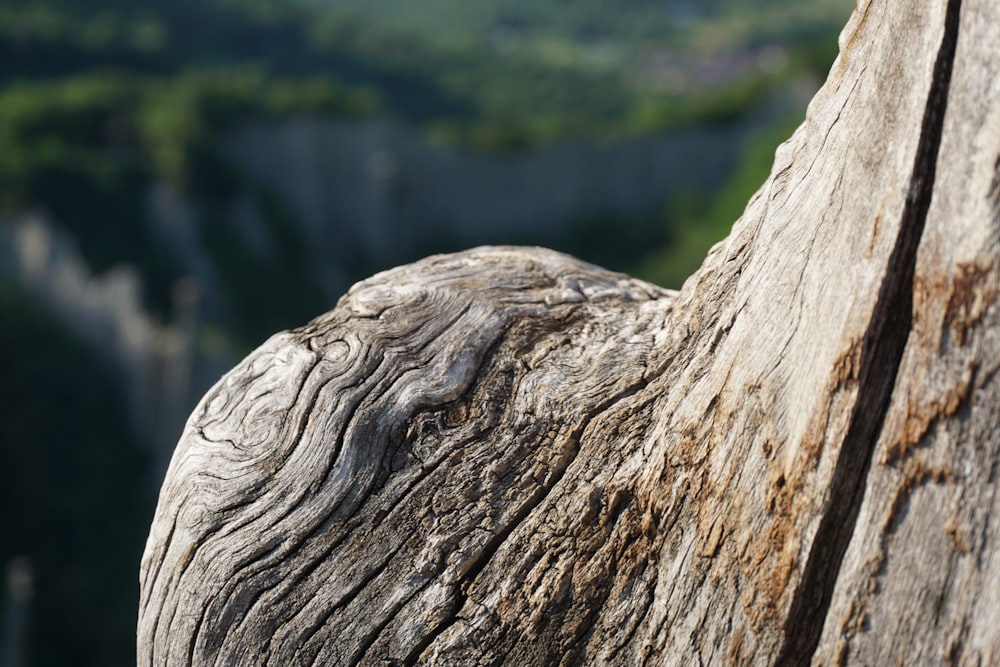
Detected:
[{"left": 137, "top": 0, "right": 1000, "bottom": 663}]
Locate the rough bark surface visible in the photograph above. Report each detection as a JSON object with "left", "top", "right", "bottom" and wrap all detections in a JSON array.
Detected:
[{"left": 138, "top": 0, "right": 1000, "bottom": 664}]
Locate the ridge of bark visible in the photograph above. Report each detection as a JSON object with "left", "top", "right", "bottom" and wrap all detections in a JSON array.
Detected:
[{"left": 774, "top": 0, "right": 964, "bottom": 662}]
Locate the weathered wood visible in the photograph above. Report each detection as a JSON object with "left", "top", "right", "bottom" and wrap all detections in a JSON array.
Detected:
[
  {"left": 138, "top": 0, "right": 999, "bottom": 663},
  {"left": 814, "top": 0, "right": 1000, "bottom": 663}
]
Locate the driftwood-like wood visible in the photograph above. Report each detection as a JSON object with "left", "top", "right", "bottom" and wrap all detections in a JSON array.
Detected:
[{"left": 138, "top": 0, "right": 1000, "bottom": 664}]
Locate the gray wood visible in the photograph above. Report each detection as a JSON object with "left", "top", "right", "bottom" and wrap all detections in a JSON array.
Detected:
[
  {"left": 814, "top": 0, "right": 1000, "bottom": 663},
  {"left": 138, "top": 0, "right": 999, "bottom": 663}
]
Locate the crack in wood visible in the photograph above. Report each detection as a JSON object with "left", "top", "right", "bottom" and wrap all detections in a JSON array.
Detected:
[
  {"left": 391, "top": 365, "right": 657, "bottom": 664},
  {"left": 774, "top": 0, "right": 964, "bottom": 662}
]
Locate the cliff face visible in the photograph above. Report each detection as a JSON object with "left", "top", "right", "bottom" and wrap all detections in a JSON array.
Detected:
[
  {"left": 221, "top": 114, "right": 763, "bottom": 294},
  {"left": 139, "top": 108, "right": 782, "bottom": 330},
  {"left": 0, "top": 216, "right": 234, "bottom": 477},
  {"left": 0, "top": 107, "right": 781, "bottom": 472}
]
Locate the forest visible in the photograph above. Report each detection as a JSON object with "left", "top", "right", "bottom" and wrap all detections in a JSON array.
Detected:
[{"left": 0, "top": 0, "right": 849, "bottom": 663}]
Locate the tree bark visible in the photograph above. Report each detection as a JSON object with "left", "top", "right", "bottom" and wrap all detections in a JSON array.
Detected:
[{"left": 138, "top": 0, "right": 1000, "bottom": 664}]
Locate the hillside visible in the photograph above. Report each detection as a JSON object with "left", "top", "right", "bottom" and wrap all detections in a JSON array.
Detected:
[{"left": 0, "top": 1, "right": 850, "bottom": 664}]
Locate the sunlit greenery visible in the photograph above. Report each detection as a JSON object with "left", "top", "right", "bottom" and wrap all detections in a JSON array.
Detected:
[
  {"left": 0, "top": 0, "right": 849, "bottom": 664},
  {"left": 293, "top": 0, "right": 850, "bottom": 56}
]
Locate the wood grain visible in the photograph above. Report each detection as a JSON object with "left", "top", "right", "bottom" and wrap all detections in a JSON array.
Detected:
[{"left": 138, "top": 0, "right": 1000, "bottom": 663}]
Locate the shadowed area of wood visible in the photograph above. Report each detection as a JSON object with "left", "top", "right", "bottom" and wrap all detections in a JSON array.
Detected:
[{"left": 138, "top": 0, "right": 1000, "bottom": 664}]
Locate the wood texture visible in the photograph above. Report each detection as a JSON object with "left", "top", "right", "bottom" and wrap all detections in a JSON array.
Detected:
[
  {"left": 138, "top": 0, "right": 1000, "bottom": 663},
  {"left": 814, "top": 0, "right": 1000, "bottom": 663}
]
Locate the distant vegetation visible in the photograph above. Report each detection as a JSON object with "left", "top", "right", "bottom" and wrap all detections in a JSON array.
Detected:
[
  {"left": 0, "top": 0, "right": 844, "bottom": 302},
  {"left": 294, "top": 0, "right": 850, "bottom": 58},
  {"left": 1, "top": 0, "right": 845, "bottom": 160},
  {"left": 0, "top": 0, "right": 849, "bottom": 664}
]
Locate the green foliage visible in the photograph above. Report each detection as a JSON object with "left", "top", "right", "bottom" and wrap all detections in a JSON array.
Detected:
[
  {"left": 294, "top": 0, "right": 851, "bottom": 56},
  {"left": 0, "top": 0, "right": 848, "bottom": 343},
  {"left": 0, "top": 74, "right": 139, "bottom": 202},
  {"left": 136, "top": 68, "right": 381, "bottom": 184},
  {"left": 0, "top": 2, "right": 848, "bottom": 665},
  {"left": 0, "top": 0, "right": 845, "bottom": 318},
  {"left": 0, "top": 67, "right": 379, "bottom": 312},
  {"left": 0, "top": 0, "right": 849, "bottom": 155},
  {"left": 627, "top": 73, "right": 776, "bottom": 135},
  {"left": 0, "top": 69, "right": 380, "bottom": 193}
]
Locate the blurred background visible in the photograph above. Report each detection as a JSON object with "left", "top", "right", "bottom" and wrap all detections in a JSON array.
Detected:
[{"left": 0, "top": 0, "right": 851, "bottom": 663}]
